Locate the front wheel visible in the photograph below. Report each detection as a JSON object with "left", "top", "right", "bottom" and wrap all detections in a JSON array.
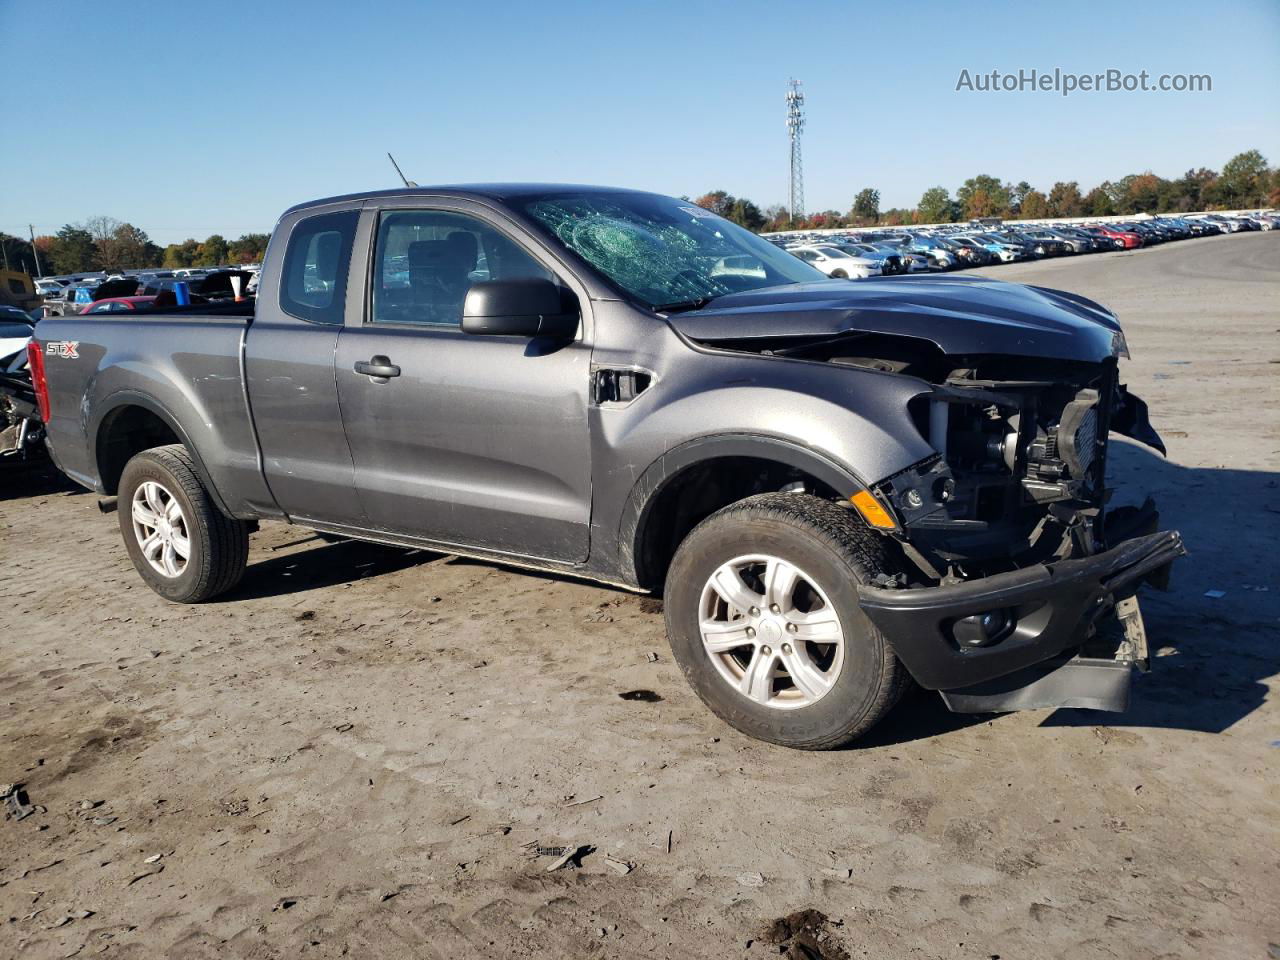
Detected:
[
  {"left": 117, "top": 444, "right": 250, "bottom": 603},
  {"left": 830, "top": 269, "right": 848, "bottom": 279},
  {"left": 663, "top": 493, "right": 907, "bottom": 750}
]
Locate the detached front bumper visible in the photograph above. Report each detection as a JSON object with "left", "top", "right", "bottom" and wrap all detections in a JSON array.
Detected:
[{"left": 858, "top": 529, "right": 1186, "bottom": 710}]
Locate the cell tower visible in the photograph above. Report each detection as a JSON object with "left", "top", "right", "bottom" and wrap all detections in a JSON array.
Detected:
[{"left": 785, "top": 79, "right": 805, "bottom": 222}]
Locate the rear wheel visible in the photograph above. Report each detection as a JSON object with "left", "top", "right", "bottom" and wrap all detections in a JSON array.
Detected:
[
  {"left": 664, "top": 493, "right": 907, "bottom": 750},
  {"left": 117, "top": 444, "right": 249, "bottom": 603}
]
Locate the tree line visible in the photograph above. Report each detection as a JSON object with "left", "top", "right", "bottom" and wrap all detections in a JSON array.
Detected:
[
  {"left": 2, "top": 149, "right": 1274, "bottom": 277},
  {"left": 695, "top": 148, "right": 1277, "bottom": 231},
  {"left": 0, "top": 217, "right": 270, "bottom": 277}
]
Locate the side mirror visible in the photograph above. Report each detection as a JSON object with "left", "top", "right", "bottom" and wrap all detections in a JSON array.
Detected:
[{"left": 461, "top": 278, "right": 578, "bottom": 338}]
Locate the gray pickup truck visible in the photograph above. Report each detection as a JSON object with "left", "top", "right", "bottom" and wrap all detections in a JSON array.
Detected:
[{"left": 29, "top": 185, "right": 1183, "bottom": 749}]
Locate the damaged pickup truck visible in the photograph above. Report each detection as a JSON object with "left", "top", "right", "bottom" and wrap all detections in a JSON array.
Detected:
[{"left": 30, "top": 185, "right": 1183, "bottom": 749}]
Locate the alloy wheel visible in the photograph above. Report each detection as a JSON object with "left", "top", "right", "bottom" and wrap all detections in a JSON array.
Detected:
[
  {"left": 131, "top": 480, "right": 191, "bottom": 578},
  {"left": 698, "top": 554, "right": 845, "bottom": 710}
]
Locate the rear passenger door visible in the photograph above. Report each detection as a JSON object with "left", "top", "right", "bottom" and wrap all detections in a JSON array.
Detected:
[
  {"left": 244, "top": 204, "right": 367, "bottom": 525},
  {"left": 333, "top": 201, "right": 593, "bottom": 562}
]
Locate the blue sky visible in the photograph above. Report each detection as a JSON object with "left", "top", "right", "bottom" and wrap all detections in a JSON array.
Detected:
[{"left": 2, "top": 0, "right": 1278, "bottom": 244}]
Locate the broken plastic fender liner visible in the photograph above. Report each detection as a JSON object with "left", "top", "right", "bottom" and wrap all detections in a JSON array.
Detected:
[{"left": 850, "top": 490, "right": 895, "bottom": 529}]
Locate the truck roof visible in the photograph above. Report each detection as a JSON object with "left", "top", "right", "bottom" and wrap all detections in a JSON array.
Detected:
[{"left": 282, "top": 183, "right": 652, "bottom": 217}]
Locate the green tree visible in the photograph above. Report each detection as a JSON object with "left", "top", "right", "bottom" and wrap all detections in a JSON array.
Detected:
[
  {"left": 1117, "top": 173, "right": 1163, "bottom": 213},
  {"left": 1047, "top": 181, "right": 1084, "bottom": 218},
  {"left": 227, "top": 233, "right": 271, "bottom": 264},
  {"left": 957, "top": 175, "right": 1012, "bottom": 219},
  {"left": 48, "top": 225, "right": 98, "bottom": 273},
  {"left": 1020, "top": 190, "right": 1051, "bottom": 219},
  {"left": 1218, "top": 149, "right": 1269, "bottom": 207},
  {"left": 726, "top": 197, "right": 765, "bottom": 231},
  {"left": 850, "top": 188, "right": 880, "bottom": 225},
  {"left": 194, "top": 234, "right": 229, "bottom": 267},
  {"left": 918, "top": 186, "right": 954, "bottom": 223},
  {"left": 162, "top": 239, "right": 200, "bottom": 269},
  {"left": 0, "top": 233, "right": 44, "bottom": 275},
  {"left": 1009, "top": 181, "right": 1033, "bottom": 215},
  {"left": 1082, "top": 186, "right": 1114, "bottom": 217}
]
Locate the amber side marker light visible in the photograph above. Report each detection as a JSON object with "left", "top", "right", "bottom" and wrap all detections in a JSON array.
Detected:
[{"left": 850, "top": 490, "right": 896, "bottom": 529}]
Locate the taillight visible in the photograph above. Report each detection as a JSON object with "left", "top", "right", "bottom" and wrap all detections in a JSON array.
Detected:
[{"left": 27, "top": 341, "right": 51, "bottom": 423}]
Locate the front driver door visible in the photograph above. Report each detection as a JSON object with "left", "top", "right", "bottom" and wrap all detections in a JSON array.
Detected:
[{"left": 334, "top": 204, "right": 592, "bottom": 562}]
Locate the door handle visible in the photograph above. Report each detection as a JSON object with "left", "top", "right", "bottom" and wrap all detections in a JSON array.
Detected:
[{"left": 354, "top": 355, "right": 400, "bottom": 379}]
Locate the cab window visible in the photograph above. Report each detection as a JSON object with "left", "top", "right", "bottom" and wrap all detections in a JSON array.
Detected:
[{"left": 370, "top": 209, "right": 555, "bottom": 327}]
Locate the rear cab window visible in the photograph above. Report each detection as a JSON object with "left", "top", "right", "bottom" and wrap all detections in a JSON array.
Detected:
[{"left": 279, "top": 209, "right": 359, "bottom": 324}]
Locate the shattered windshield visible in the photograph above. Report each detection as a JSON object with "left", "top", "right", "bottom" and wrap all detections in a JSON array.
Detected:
[{"left": 516, "top": 191, "right": 825, "bottom": 310}]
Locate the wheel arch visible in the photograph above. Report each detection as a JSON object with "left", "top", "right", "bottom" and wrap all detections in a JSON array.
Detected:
[
  {"left": 93, "top": 393, "right": 232, "bottom": 515},
  {"left": 620, "top": 434, "right": 875, "bottom": 591}
]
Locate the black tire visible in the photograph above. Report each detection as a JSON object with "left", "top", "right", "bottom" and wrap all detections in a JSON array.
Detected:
[
  {"left": 830, "top": 269, "right": 848, "bottom": 279},
  {"left": 117, "top": 444, "right": 249, "bottom": 603},
  {"left": 663, "top": 493, "right": 907, "bottom": 750}
]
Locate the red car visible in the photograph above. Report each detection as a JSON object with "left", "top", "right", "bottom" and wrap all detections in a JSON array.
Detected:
[
  {"left": 1090, "top": 225, "right": 1143, "bottom": 249},
  {"left": 82, "top": 296, "right": 159, "bottom": 315}
]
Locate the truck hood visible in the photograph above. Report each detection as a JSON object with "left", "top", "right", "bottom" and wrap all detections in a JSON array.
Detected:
[{"left": 668, "top": 275, "right": 1126, "bottom": 363}]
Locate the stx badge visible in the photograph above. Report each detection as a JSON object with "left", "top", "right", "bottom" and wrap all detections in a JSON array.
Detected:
[{"left": 46, "top": 341, "right": 79, "bottom": 359}]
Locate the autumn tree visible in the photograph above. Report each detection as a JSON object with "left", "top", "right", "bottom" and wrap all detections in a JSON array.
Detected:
[
  {"left": 693, "top": 190, "right": 734, "bottom": 217},
  {"left": 957, "top": 175, "right": 1012, "bottom": 219},
  {"left": 1020, "top": 190, "right": 1051, "bottom": 219},
  {"left": 96, "top": 223, "right": 159, "bottom": 270},
  {"left": 762, "top": 204, "right": 790, "bottom": 232},
  {"left": 1047, "top": 181, "right": 1084, "bottom": 218}
]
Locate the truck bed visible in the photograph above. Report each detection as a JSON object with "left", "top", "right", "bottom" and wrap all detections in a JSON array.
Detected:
[{"left": 34, "top": 302, "right": 267, "bottom": 513}]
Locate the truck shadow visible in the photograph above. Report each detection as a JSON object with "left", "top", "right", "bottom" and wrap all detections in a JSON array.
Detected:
[
  {"left": 0, "top": 457, "right": 84, "bottom": 501},
  {"left": 223, "top": 539, "right": 444, "bottom": 600},
  {"left": 1039, "top": 439, "right": 1277, "bottom": 736}
]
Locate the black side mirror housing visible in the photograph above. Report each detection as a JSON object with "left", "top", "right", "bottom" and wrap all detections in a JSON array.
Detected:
[{"left": 461, "top": 278, "right": 579, "bottom": 338}]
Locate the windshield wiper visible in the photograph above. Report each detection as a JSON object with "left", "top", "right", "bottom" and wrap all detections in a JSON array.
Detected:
[{"left": 653, "top": 297, "right": 713, "bottom": 314}]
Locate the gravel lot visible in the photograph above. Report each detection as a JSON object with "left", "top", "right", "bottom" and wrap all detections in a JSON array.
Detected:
[{"left": 2, "top": 231, "right": 1277, "bottom": 960}]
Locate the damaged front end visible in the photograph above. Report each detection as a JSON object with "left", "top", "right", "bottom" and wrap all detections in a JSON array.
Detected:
[
  {"left": 848, "top": 351, "right": 1185, "bottom": 713},
  {"left": 669, "top": 277, "right": 1185, "bottom": 714}
]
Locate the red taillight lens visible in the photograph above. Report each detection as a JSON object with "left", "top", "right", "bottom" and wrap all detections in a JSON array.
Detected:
[{"left": 27, "top": 341, "right": 51, "bottom": 423}]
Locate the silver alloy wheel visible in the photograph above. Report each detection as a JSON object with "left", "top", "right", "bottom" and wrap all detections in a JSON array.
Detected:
[
  {"left": 698, "top": 554, "right": 845, "bottom": 710},
  {"left": 131, "top": 480, "right": 191, "bottom": 578}
]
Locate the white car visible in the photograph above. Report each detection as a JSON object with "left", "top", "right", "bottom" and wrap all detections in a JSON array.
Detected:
[
  {"left": 0, "top": 308, "right": 34, "bottom": 365},
  {"left": 786, "top": 244, "right": 881, "bottom": 279}
]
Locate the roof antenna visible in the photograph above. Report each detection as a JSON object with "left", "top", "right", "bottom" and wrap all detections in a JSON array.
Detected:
[{"left": 387, "top": 152, "right": 418, "bottom": 188}]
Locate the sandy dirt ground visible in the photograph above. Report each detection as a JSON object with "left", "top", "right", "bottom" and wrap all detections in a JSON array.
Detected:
[{"left": 2, "top": 231, "right": 1277, "bottom": 960}]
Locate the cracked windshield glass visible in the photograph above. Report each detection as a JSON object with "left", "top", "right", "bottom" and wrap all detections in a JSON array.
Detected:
[{"left": 520, "top": 192, "right": 824, "bottom": 310}]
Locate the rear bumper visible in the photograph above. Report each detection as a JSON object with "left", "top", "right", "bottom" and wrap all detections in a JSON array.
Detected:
[{"left": 857, "top": 529, "right": 1185, "bottom": 693}]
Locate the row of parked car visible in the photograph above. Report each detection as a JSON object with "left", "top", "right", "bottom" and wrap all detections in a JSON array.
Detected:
[
  {"left": 770, "top": 211, "right": 1277, "bottom": 278},
  {"left": 35, "top": 265, "right": 262, "bottom": 316}
]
